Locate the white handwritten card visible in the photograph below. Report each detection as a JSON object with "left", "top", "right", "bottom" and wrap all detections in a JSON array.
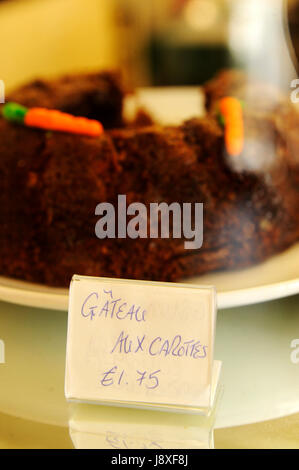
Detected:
[{"left": 65, "top": 275, "right": 218, "bottom": 412}]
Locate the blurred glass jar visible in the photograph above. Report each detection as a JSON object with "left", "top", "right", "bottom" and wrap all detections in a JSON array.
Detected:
[{"left": 115, "top": 0, "right": 298, "bottom": 88}]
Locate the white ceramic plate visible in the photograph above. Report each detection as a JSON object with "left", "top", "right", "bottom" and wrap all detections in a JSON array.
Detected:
[{"left": 1, "top": 242, "right": 299, "bottom": 310}]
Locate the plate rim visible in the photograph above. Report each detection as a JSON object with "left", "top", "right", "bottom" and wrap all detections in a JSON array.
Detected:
[{"left": 1, "top": 274, "right": 299, "bottom": 311}]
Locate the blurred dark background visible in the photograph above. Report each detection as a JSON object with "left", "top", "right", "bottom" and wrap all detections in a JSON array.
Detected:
[{"left": 1, "top": 0, "right": 298, "bottom": 90}]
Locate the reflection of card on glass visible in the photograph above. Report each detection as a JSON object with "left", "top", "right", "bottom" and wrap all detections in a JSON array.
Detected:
[{"left": 65, "top": 275, "right": 221, "bottom": 414}]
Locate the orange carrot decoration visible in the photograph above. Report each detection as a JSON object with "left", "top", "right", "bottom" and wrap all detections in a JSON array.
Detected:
[
  {"left": 219, "top": 97, "right": 244, "bottom": 157},
  {"left": 2, "top": 102, "right": 103, "bottom": 137}
]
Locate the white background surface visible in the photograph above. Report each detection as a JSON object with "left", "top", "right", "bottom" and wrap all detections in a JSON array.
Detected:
[{"left": 0, "top": 294, "right": 298, "bottom": 429}]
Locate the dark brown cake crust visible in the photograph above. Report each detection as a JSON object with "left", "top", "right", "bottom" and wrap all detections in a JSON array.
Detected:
[
  {"left": 8, "top": 71, "right": 124, "bottom": 129},
  {"left": 1, "top": 70, "right": 299, "bottom": 287}
]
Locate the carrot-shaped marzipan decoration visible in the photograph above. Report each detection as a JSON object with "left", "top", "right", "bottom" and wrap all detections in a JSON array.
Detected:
[
  {"left": 218, "top": 96, "right": 244, "bottom": 157},
  {"left": 2, "top": 102, "right": 103, "bottom": 137}
]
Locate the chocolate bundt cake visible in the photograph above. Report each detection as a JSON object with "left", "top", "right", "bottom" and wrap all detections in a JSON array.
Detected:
[{"left": 1, "top": 70, "right": 299, "bottom": 287}]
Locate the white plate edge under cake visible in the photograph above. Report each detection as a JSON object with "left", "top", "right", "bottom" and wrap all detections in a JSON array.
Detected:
[
  {"left": 2, "top": 240, "right": 299, "bottom": 311},
  {"left": 1, "top": 254, "right": 299, "bottom": 311}
]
